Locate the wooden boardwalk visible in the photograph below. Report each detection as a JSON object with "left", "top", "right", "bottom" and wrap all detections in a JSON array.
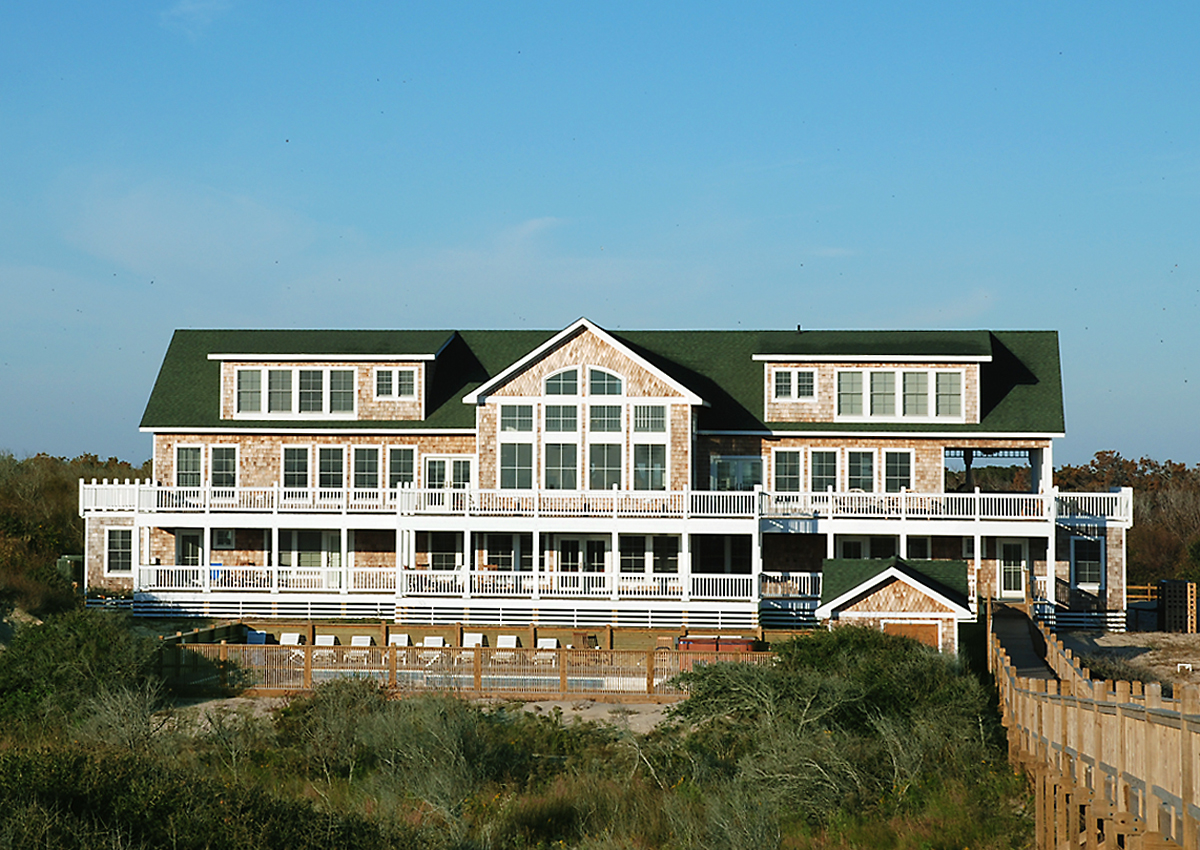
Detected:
[{"left": 991, "top": 601, "right": 1200, "bottom": 849}]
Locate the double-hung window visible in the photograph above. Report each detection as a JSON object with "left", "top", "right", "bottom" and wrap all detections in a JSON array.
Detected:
[
  {"left": 388, "top": 447, "right": 414, "bottom": 487},
  {"left": 936, "top": 373, "right": 962, "bottom": 417},
  {"left": 847, "top": 451, "right": 874, "bottom": 491},
  {"left": 318, "top": 447, "right": 344, "bottom": 489},
  {"left": 1072, "top": 538, "right": 1104, "bottom": 587},
  {"left": 589, "top": 405, "right": 622, "bottom": 433},
  {"left": 774, "top": 369, "right": 815, "bottom": 400},
  {"left": 283, "top": 447, "right": 309, "bottom": 489},
  {"left": 375, "top": 368, "right": 416, "bottom": 399},
  {"left": 837, "top": 372, "right": 863, "bottom": 416},
  {"left": 299, "top": 370, "right": 323, "bottom": 413},
  {"left": 268, "top": 370, "right": 292, "bottom": 413},
  {"left": 500, "top": 405, "right": 533, "bottom": 432},
  {"left": 620, "top": 536, "right": 646, "bottom": 573},
  {"left": 810, "top": 450, "right": 837, "bottom": 492},
  {"left": 330, "top": 370, "right": 355, "bottom": 412},
  {"left": 210, "top": 447, "right": 237, "bottom": 488},
  {"left": 774, "top": 451, "right": 802, "bottom": 491},
  {"left": 545, "top": 405, "right": 577, "bottom": 433},
  {"left": 177, "top": 447, "right": 202, "bottom": 488},
  {"left": 884, "top": 451, "right": 911, "bottom": 492},
  {"left": 870, "top": 372, "right": 895, "bottom": 416},
  {"left": 903, "top": 372, "right": 928, "bottom": 416},
  {"left": 353, "top": 447, "right": 379, "bottom": 489},
  {"left": 106, "top": 528, "right": 132, "bottom": 574},
  {"left": 236, "top": 370, "right": 261, "bottom": 413}
]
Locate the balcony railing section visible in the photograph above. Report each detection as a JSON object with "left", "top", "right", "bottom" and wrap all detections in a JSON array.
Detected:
[
  {"left": 81, "top": 480, "right": 1134, "bottom": 524},
  {"left": 759, "top": 571, "right": 822, "bottom": 598}
]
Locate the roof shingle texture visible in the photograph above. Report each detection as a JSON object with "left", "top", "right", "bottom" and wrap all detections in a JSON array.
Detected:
[{"left": 141, "top": 328, "right": 1064, "bottom": 434}]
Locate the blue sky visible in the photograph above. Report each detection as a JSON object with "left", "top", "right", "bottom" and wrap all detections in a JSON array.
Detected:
[{"left": 2, "top": 2, "right": 1198, "bottom": 466}]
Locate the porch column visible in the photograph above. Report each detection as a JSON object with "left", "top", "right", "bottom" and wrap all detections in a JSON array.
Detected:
[
  {"left": 974, "top": 532, "right": 983, "bottom": 600},
  {"left": 1046, "top": 490, "right": 1057, "bottom": 605},
  {"left": 271, "top": 526, "right": 280, "bottom": 593},
  {"left": 826, "top": 531, "right": 835, "bottom": 560},
  {"left": 532, "top": 528, "right": 541, "bottom": 601},
  {"left": 131, "top": 515, "right": 141, "bottom": 592},
  {"left": 396, "top": 526, "right": 406, "bottom": 598},
  {"left": 462, "top": 531, "right": 472, "bottom": 599},
  {"left": 749, "top": 524, "right": 762, "bottom": 603},
  {"left": 611, "top": 530, "right": 619, "bottom": 602},
  {"left": 340, "top": 529, "right": 349, "bottom": 595},
  {"left": 681, "top": 532, "right": 691, "bottom": 603}
]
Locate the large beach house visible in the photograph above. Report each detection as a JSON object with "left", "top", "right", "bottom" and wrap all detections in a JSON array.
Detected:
[{"left": 80, "top": 319, "right": 1132, "bottom": 650}]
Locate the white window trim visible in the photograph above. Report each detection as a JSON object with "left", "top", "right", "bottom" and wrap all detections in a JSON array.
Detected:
[
  {"left": 351, "top": 444, "right": 384, "bottom": 490},
  {"left": 834, "top": 367, "right": 967, "bottom": 424},
  {"left": 280, "top": 444, "right": 313, "bottom": 489},
  {"left": 231, "top": 367, "right": 359, "bottom": 419},
  {"left": 632, "top": 403, "right": 669, "bottom": 435},
  {"left": 771, "top": 367, "right": 817, "bottom": 402},
  {"left": 544, "top": 367, "right": 581, "bottom": 397},
  {"left": 316, "top": 444, "right": 348, "bottom": 490},
  {"left": 770, "top": 447, "right": 805, "bottom": 492},
  {"left": 905, "top": 536, "right": 932, "bottom": 560},
  {"left": 587, "top": 442, "right": 624, "bottom": 491},
  {"left": 845, "top": 448, "right": 878, "bottom": 492},
  {"left": 423, "top": 455, "right": 474, "bottom": 489},
  {"left": 209, "top": 444, "right": 238, "bottom": 489},
  {"left": 175, "top": 443, "right": 204, "bottom": 488},
  {"left": 709, "top": 454, "right": 764, "bottom": 491},
  {"left": 997, "top": 538, "right": 1028, "bottom": 599},
  {"left": 632, "top": 440, "right": 670, "bottom": 491},
  {"left": 211, "top": 529, "right": 236, "bottom": 550},
  {"left": 586, "top": 401, "right": 626, "bottom": 437},
  {"left": 543, "top": 402, "right": 580, "bottom": 436},
  {"left": 104, "top": 526, "right": 134, "bottom": 575},
  {"left": 882, "top": 448, "right": 915, "bottom": 493},
  {"left": 373, "top": 367, "right": 417, "bottom": 400},
  {"left": 543, "top": 439, "right": 581, "bottom": 491},
  {"left": 1070, "top": 535, "right": 1106, "bottom": 592},
  {"left": 385, "top": 444, "right": 418, "bottom": 488},
  {"left": 808, "top": 447, "right": 840, "bottom": 492},
  {"left": 586, "top": 366, "right": 626, "bottom": 398}
]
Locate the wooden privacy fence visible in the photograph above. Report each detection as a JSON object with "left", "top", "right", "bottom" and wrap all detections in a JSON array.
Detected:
[
  {"left": 990, "top": 616, "right": 1200, "bottom": 849},
  {"left": 160, "top": 643, "right": 774, "bottom": 702}
]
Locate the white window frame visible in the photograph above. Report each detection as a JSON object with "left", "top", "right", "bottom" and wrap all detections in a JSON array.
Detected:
[
  {"left": 424, "top": 455, "right": 473, "bottom": 489},
  {"left": 316, "top": 445, "right": 347, "bottom": 490},
  {"left": 209, "top": 445, "right": 238, "bottom": 489},
  {"left": 236, "top": 368, "right": 262, "bottom": 414},
  {"left": 104, "top": 527, "right": 134, "bottom": 575},
  {"left": 632, "top": 442, "right": 668, "bottom": 491},
  {"left": 352, "top": 445, "right": 383, "bottom": 490},
  {"left": 809, "top": 448, "right": 839, "bottom": 493},
  {"left": 544, "top": 402, "right": 579, "bottom": 434},
  {"left": 280, "top": 445, "right": 312, "bottom": 490},
  {"left": 772, "top": 367, "right": 817, "bottom": 402},
  {"left": 845, "top": 448, "right": 877, "bottom": 492},
  {"left": 905, "top": 536, "right": 932, "bottom": 560},
  {"left": 231, "top": 367, "right": 359, "bottom": 419},
  {"left": 1071, "top": 535, "right": 1105, "bottom": 592},
  {"left": 998, "top": 538, "right": 1028, "bottom": 599},
  {"left": 543, "top": 441, "right": 580, "bottom": 491},
  {"left": 709, "top": 454, "right": 763, "bottom": 492},
  {"left": 373, "top": 367, "right": 417, "bottom": 400},
  {"left": 175, "top": 444, "right": 204, "bottom": 488},
  {"left": 883, "top": 449, "right": 914, "bottom": 493},
  {"left": 834, "top": 367, "right": 966, "bottom": 424},
  {"left": 386, "top": 445, "right": 418, "bottom": 488},
  {"left": 771, "top": 448, "right": 804, "bottom": 492},
  {"left": 544, "top": 368, "right": 580, "bottom": 396},
  {"left": 211, "top": 529, "right": 236, "bottom": 550},
  {"left": 587, "top": 367, "right": 624, "bottom": 397},
  {"left": 837, "top": 535, "right": 898, "bottom": 559}
]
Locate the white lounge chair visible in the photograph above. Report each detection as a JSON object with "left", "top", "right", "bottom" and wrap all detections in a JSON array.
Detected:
[
  {"left": 280, "top": 632, "right": 303, "bottom": 646},
  {"left": 387, "top": 633, "right": 410, "bottom": 647},
  {"left": 494, "top": 634, "right": 519, "bottom": 663},
  {"left": 349, "top": 634, "right": 374, "bottom": 663},
  {"left": 419, "top": 635, "right": 446, "bottom": 665},
  {"left": 535, "top": 636, "right": 559, "bottom": 665},
  {"left": 314, "top": 633, "right": 338, "bottom": 662},
  {"left": 462, "top": 632, "right": 485, "bottom": 648}
]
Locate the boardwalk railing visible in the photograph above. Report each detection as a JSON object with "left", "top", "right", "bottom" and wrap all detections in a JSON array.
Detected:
[
  {"left": 990, "top": 603, "right": 1200, "bottom": 849},
  {"left": 160, "top": 643, "right": 775, "bottom": 701}
]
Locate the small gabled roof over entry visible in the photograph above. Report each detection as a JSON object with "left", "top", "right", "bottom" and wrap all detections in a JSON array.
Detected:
[{"left": 816, "top": 557, "right": 973, "bottom": 620}]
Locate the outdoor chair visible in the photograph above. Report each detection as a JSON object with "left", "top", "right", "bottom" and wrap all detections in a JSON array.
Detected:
[
  {"left": 280, "top": 632, "right": 305, "bottom": 662},
  {"left": 349, "top": 634, "right": 373, "bottom": 663},
  {"left": 245, "top": 629, "right": 267, "bottom": 645},
  {"left": 534, "top": 636, "right": 559, "bottom": 665},
  {"left": 387, "top": 633, "right": 410, "bottom": 647},
  {"left": 419, "top": 635, "right": 446, "bottom": 665},
  {"left": 314, "top": 633, "right": 338, "bottom": 663},
  {"left": 494, "top": 634, "right": 519, "bottom": 663}
]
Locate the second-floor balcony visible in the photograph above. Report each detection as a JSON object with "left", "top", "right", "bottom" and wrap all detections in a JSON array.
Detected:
[{"left": 80, "top": 481, "right": 1133, "bottom": 525}]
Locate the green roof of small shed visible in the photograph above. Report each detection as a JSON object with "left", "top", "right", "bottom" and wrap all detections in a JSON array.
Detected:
[{"left": 820, "top": 557, "right": 971, "bottom": 611}]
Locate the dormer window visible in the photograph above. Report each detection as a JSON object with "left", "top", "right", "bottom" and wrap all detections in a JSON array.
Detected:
[
  {"left": 836, "top": 368, "right": 964, "bottom": 422},
  {"left": 774, "top": 369, "right": 814, "bottom": 400},
  {"left": 545, "top": 369, "right": 578, "bottom": 395},
  {"left": 234, "top": 367, "right": 358, "bottom": 417},
  {"left": 375, "top": 368, "right": 416, "bottom": 399},
  {"left": 589, "top": 369, "right": 622, "bottom": 395}
]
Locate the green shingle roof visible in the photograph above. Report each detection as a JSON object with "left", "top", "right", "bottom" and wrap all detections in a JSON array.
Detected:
[
  {"left": 820, "top": 557, "right": 971, "bottom": 611},
  {"left": 140, "top": 327, "right": 1064, "bottom": 434}
]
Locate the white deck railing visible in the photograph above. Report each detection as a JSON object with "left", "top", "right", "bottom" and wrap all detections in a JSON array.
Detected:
[
  {"left": 131, "top": 564, "right": 769, "bottom": 600},
  {"left": 81, "top": 480, "right": 1134, "bottom": 524}
]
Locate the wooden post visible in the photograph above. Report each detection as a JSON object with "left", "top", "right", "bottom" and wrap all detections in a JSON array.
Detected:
[
  {"left": 473, "top": 648, "right": 482, "bottom": 693},
  {"left": 646, "top": 650, "right": 655, "bottom": 696},
  {"left": 388, "top": 645, "right": 397, "bottom": 689},
  {"left": 1182, "top": 684, "right": 1198, "bottom": 850},
  {"left": 1117, "top": 680, "right": 1132, "bottom": 813},
  {"left": 559, "top": 649, "right": 569, "bottom": 696},
  {"left": 303, "top": 645, "right": 313, "bottom": 690},
  {"left": 219, "top": 640, "right": 228, "bottom": 689}
]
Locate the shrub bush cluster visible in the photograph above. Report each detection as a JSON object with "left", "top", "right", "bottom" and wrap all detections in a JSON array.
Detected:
[{"left": 0, "top": 613, "right": 1032, "bottom": 849}]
